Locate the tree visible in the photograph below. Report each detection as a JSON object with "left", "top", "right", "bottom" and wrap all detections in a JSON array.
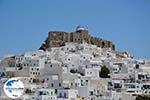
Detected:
[
  {"left": 99, "top": 65, "right": 110, "bottom": 78},
  {"left": 136, "top": 95, "right": 150, "bottom": 100},
  {"left": 80, "top": 73, "right": 84, "bottom": 76},
  {"left": 25, "top": 88, "right": 32, "bottom": 94},
  {"left": 55, "top": 89, "right": 57, "bottom": 94},
  {"left": 70, "top": 69, "right": 77, "bottom": 73}
]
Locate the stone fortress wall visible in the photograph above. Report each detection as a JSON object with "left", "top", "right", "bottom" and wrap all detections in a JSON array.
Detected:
[{"left": 39, "top": 26, "right": 115, "bottom": 51}]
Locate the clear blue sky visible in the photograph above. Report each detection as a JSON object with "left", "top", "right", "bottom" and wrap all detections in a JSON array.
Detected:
[{"left": 0, "top": 0, "right": 150, "bottom": 59}]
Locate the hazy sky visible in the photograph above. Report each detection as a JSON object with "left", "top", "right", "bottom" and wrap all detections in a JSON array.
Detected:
[{"left": 0, "top": 0, "right": 150, "bottom": 59}]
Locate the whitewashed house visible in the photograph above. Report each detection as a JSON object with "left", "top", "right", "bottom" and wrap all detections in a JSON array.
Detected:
[
  {"left": 57, "top": 89, "right": 78, "bottom": 99},
  {"left": 35, "top": 89, "right": 57, "bottom": 100}
]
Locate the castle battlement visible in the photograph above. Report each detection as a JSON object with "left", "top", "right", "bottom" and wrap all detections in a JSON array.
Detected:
[{"left": 39, "top": 27, "right": 115, "bottom": 51}]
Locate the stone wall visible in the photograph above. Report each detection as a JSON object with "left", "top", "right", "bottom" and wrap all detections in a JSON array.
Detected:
[{"left": 39, "top": 28, "right": 115, "bottom": 51}]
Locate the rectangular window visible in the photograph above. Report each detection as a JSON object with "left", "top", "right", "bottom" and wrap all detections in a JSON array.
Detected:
[
  {"left": 51, "top": 83, "right": 54, "bottom": 87},
  {"left": 59, "top": 83, "right": 61, "bottom": 87}
]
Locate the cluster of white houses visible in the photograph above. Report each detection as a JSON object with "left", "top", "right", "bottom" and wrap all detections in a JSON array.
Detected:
[{"left": 0, "top": 41, "right": 150, "bottom": 100}]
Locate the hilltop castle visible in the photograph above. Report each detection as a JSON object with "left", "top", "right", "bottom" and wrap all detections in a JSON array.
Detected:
[{"left": 39, "top": 26, "right": 115, "bottom": 51}]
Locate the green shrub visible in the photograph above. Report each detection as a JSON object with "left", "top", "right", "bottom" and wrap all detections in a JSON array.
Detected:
[{"left": 99, "top": 65, "right": 110, "bottom": 78}]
